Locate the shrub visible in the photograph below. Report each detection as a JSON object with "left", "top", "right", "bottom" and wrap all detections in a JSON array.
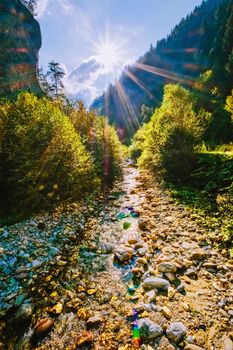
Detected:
[
  {"left": 132, "top": 84, "right": 211, "bottom": 181},
  {"left": 0, "top": 93, "right": 96, "bottom": 219}
]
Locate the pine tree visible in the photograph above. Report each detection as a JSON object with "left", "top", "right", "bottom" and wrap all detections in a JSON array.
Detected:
[
  {"left": 47, "top": 61, "right": 65, "bottom": 99},
  {"left": 21, "top": 0, "right": 38, "bottom": 14}
]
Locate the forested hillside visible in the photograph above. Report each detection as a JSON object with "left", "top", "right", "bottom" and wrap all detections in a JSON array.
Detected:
[{"left": 91, "top": 0, "right": 233, "bottom": 141}]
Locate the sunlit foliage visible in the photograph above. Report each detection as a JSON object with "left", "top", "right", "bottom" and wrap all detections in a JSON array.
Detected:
[
  {"left": 0, "top": 93, "right": 122, "bottom": 222},
  {"left": 131, "top": 84, "right": 211, "bottom": 180},
  {"left": 70, "top": 102, "right": 123, "bottom": 184}
]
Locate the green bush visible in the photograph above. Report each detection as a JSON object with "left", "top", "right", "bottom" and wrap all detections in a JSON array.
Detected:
[
  {"left": 132, "top": 84, "right": 211, "bottom": 181},
  {"left": 0, "top": 93, "right": 96, "bottom": 219}
]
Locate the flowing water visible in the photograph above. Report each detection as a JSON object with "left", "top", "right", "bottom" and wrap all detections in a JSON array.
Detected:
[{"left": 3, "top": 163, "right": 146, "bottom": 350}]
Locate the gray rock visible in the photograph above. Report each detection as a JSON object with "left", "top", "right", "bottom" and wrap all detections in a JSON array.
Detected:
[
  {"left": 143, "top": 277, "right": 170, "bottom": 291},
  {"left": 166, "top": 322, "right": 187, "bottom": 343},
  {"left": 49, "top": 247, "right": 61, "bottom": 256},
  {"left": 144, "top": 290, "right": 156, "bottom": 303},
  {"left": 138, "top": 318, "right": 163, "bottom": 339},
  {"left": 185, "top": 268, "right": 198, "bottom": 279},
  {"left": 158, "top": 262, "right": 177, "bottom": 273},
  {"left": 222, "top": 337, "right": 233, "bottom": 350},
  {"left": 15, "top": 303, "right": 33, "bottom": 322},
  {"left": 114, "top": 247, "right": 134, "bottom": 262}
]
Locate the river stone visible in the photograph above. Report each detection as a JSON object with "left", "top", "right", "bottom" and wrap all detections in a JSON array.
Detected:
[
  {"left": 144, "top": 290, "right": 156, "bottom": 303},
  {"left": 143, "top": 277, "right": 170, "bottom": 291},
  {"left": 189, "top": 250, "right": 207, "bottom": 261},
  {"left": 138, "top": 318, "right": 163, "bottom": 339},
  {"left": 15, "top": 303, "right": 33, "bottom": 322},
  {"left": 138, "top": 219, "right": 148, "bottom": 231},
  {"left": 87, "top": 314, "right": 103, "bottom": 326},
  {"left": 34, "top": 318, "right": 54, "bottom": 336},
  {"left": 158, "top": 262, "right": 177, "bottom": 273},
  {"left": 166, "top": 322, "right": 187, "bottom": 343},
  {"left": 222, "top": 337, "right": 233, "bottom": 350},
  {"left": 114, "top": 247, "right": 134, "bottom": 262}
]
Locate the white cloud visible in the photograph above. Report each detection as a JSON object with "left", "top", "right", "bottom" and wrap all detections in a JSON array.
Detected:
[
  {"left": 36, "top": 0, "right": 50, "bottom": 18},
  {"left": 64, "top": 56, "right": 122, "bottom": 106},
  {"left": 58, "top": 0, "right": 74, "bottom": 15}
]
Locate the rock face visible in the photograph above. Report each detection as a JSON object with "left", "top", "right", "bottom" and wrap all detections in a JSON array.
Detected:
[{"left": 0, "top": 0, "right": 43, "bottom": 97}]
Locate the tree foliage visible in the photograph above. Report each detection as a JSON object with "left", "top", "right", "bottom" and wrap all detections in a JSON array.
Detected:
[
  {"left": 46, "top": 60, "right": 66, "bottom": 99},
  {"left": 0, "top": 93, "right": 122, "bottom": 222},
  {"left": 131, "top": 84, "right": 211, "bottom": 180}
]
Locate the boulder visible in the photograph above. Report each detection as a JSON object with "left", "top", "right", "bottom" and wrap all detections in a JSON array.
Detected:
[
  {"left": 114, "top": 247, "right": 134, "bottom": 263},
  {"left": 138, "top": 318, "right": 163, "bottom": 339},
  {"left": 143, "top": 277, "right": 170, "bottom": 291},
  {"left": 166, "top": 322, "right": 187, "bottom": 343}
]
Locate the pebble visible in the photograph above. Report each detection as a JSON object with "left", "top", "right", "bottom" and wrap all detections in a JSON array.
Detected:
[
  {"left": 86, "top": 314, "right": 103, "bottom": 326},
  {"left": 76, "top": 331, "right": 94, "bottom": 346},
  {"left": 143, "top": 277, "right": 170, "bottom": 291},
  {"left": 166, "top": 322, "right": 187, "bottom": 343},
  {"left": 222, "top": 337, "right": 233, "bottom": 350},
  {"left": 144, "top": 290, "right": 156, "bottom": 303},
  {"left": 158, "top": 262, "right": 177, "bottom": 273},
  {"left": 185, "top": 268, "right": 198, "bottom": 279},
  {"left": 138, "top": 219, "right": 149, "bottom": 231},
  {"left": 162, "top": 306, "right": 172, "bottom": 319},
  {"left": 114, "top": 247, "right": 134, "bottom": 262},
  {"left": 138, "top": 318, "right": 163, "bottom": 339},
  {"left": 33, "top": 318, "right": 54, "bottom": 336},
  {"left": 15, "top": 303, "right": 33, "bottom": 322}
]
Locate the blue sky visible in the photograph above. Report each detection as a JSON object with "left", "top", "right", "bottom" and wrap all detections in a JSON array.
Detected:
[{"left": 37, "top": 0, "right": 203, "bottom": 104}]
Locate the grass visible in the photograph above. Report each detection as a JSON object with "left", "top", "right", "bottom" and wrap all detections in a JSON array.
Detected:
[{"left": 167, "top": 151, "right": 233, "bottom": 257}]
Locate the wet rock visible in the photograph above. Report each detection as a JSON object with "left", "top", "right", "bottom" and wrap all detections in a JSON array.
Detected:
[
  {"left": 143, "top": 277, "right": 170, "bottom": 291},
  {"left": 14, "top": 293, "right": 28, "bottom": 307},
  {"left": 15, "top": 303, "right": 33, "bottom": 322},
  {"left": 49, "top": 247, "right": 61, "bottom": 256},
  {"left": 138, "top": 219, "right": 149, "bottom": 231},
  {"left": 166, "top": 322, "right": 187, "bottom": 343},
  {"left": 37, "top": 222, "right": 46, "bottom": 230},
  {"left": 138, "top": 318, "right": 163, "bottom": 339},
  {"left": 176, "top": 282, "right": 186, "bottom": 294},
  {"left": 114, "top": 247, "right": 134, "bottom": 263},
  {"left": 33, "top": 318, "right": 54, "bottom": 336},
  {"left": 76, "top": 331, "right": 94, "bottom": 346},
  {"left": 158, "top": 262, "right": 177, "bottom": 273}
]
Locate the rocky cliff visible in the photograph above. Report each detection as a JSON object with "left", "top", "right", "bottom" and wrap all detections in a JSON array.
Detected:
[{"left": 0, "top": 0, "right": 43, "bottom": 98}]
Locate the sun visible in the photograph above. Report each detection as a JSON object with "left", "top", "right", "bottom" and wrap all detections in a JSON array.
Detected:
[
  {"left": 91, "top": 31, "right": 126, "bottom": 69},
  {"left": 95, "top": 41, "right": 121, "bottom": 68}
]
